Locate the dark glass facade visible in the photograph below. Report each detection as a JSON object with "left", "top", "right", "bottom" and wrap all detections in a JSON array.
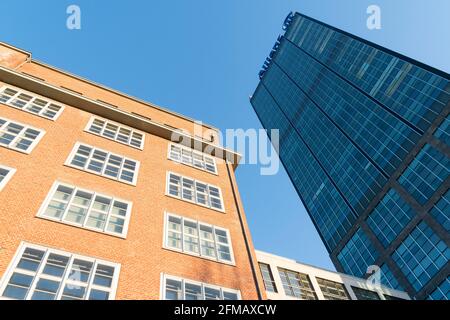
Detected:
[{"left": 251, "top": 12, "right": 450, "bottom": 299}]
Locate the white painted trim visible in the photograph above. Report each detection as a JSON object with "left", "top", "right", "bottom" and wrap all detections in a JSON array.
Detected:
[
  {"left": 163, "top": 212, "right": 236, "bottom": 266},
  {"left": 0, "top": 164, "right": 16, "bottom": 192},
  {"left": 36, "top": 180, "right": 132, "bottom": 239},
  {"left": 84, "top": 116, "right": 145, "bottom": 150},
  {"left": 0, "top": 116, "right": 46, "bottom": 154},
  {"left": 65, "top": 142, "right": 140, "bottom": 186}
]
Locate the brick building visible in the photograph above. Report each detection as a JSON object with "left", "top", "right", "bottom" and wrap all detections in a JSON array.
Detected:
[{"left": 0, "top": 42, "right": 265, "bottom": 300}]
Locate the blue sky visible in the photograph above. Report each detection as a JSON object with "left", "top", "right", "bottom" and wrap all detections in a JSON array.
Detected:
[{"left": 1, "top": 0, "right": 449, "bottom": 270}]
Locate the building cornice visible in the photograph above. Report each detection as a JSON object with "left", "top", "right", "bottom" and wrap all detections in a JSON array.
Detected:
[{"left": 0, "top": 65, "right": 241, "bottom": 168}]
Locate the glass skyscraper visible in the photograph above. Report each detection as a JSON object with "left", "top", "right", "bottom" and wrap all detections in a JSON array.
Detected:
[{"left": 251, "top": 12, "right": 449, "bottom": 300}]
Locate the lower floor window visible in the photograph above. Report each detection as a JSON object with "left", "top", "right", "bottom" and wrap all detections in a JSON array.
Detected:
[
  {"left": 163, "top": 274, "right": 240, "bottom": 300},
  {"left": 0, "top": 242, "right": 120, "bottom": 300}
]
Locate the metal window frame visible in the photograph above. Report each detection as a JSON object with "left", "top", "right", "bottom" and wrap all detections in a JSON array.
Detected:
[{"left": 36, "top": 181, "right": 133, "bottom": 239}]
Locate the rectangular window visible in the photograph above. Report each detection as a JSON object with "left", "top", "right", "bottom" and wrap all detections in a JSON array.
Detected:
[
  {"left": 168, "top": 143, "right": 217, "bottom": 174},
  {"left": 65, "top": 142, "right": 140, "bottom": 185},
  {"left": 164, "top": 213, "right": 234, "bottom": 264},
  {"left": 0, "top": 86, "right": 64, "bottom": 120},
  {"left": 0, "top": 117, "right": 45, "bottom": 154},
  {"left": 166, "top": 172, "right": 224, "bottom": 212},
  {"left": 259, "top": 263, "right": 277, "bottom": 293},
  {"left": 0, "top": 165, "right": 16, "bottom": 191},
  {"left": 0, "top": 243, "right": 120, "bottom": 300},
  {"left": 277, "top": 268, "right": 317, "bottom": 300},
  {"left": 37, "top": 182, "right": 132, "bottom": 238},
  {"left": 162, "top": 274, "right": 240, "bottom": 300},
  {"left": 316, "top": 278, "right": 350, "bottom": 300},
  {"left": 85, "top": 117, "right": 145, "bottom": 149},
  {"left": 351, "top": 286, "right": 381, "bottom": 300}
]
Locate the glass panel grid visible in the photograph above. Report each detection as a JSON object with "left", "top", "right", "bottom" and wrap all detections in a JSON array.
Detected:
[{"left": 392, "top": 221, "right": 449, "bottom": 292}]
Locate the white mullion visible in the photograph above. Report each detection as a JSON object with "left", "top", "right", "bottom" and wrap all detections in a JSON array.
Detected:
[
  {"left": 201, "top": 283, "right": 206, "bottom": 300},
  {"left": 7, "top": 89, "right": 20, "bottom": 103},
  {"left": 96, "top": 150, "right": 109, "bottom": 177},
  {"left": 102, "top": 196, "right": 115, "bottom": 233},
  {"left": 55, "top": 255, "right": 76, "bottom": 300},
  {"left": 20, "top": 95, "right": 33, "bottom": 111},
  {"left": 24, "top": 249, "right": 51, "bottom": 300},
  {"left": 39, "top": 101, "right": 51, "bottom": 118},
  {"left": 84, "top": 260, "right": 99, "bottom": 300},
  {"left": 60, "top": 186, "right": 79, "bottom": 222}
]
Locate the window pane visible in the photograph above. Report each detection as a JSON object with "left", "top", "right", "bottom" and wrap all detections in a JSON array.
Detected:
[
  {"left": 42, "top": 254, "right": 69, "bottom": 277},
  {"left": 89, "top": 289, "right": 109, "bottom": 300},
  {"left": 205, "top": 287, "right": 221, "bottom": 300},
  {"left": 185, "top": 283, "right": 202, "bottom": 300},
  {"left": 165, "top": 279, "right": 182, "bottom": 300}
]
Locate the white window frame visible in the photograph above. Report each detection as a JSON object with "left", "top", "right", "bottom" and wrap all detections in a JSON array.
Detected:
[
  {"left": 0, "top": 242, "right": 121, "bottom": 300},
  {"left": 0, "top": 117, "right": 46, "bottom": 154},
  {"left": 163, "top": 212, "right": 235, "bottom": 265},
  {"left": 84, "top": 116, "right": 145, "bottom": 150},
  {"left": 165, "top": 171, "right": 225, "bottom": 212},
  {"left": 0, "top": 85, "right": 65, "bottom": 121},
  {"left": 160, "top": 274, "right": 241, "bottom": 300},
  {"left": 65, "top": 142, "right": 140, "bottom": 186},
  {"left": 0, "top": 164, "right": 16, "bottom": 192},
  {"left": 36, "top": 181, "right": 133, "bottom": 239},
  {"left": 167, "top": 143, "right": 218, "bottom": 175}
]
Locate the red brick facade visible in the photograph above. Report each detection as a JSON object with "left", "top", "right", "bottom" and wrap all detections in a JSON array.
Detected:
[{"left": 0, "top": 43, "right": 265, "bottom": 300}]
